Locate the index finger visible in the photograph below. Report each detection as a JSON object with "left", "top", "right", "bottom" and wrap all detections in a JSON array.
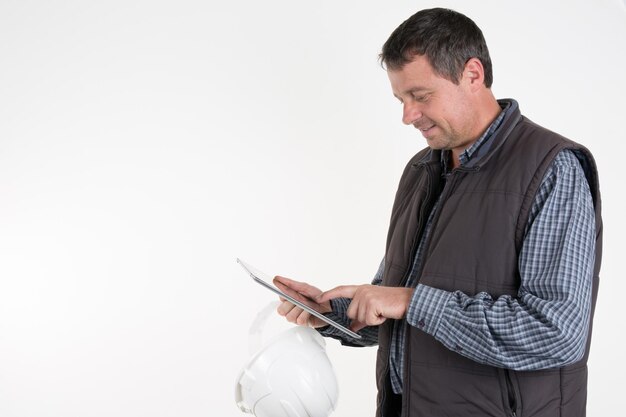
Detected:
[{"left": 316, "top": 285, "right": 358, "bottom": 304}]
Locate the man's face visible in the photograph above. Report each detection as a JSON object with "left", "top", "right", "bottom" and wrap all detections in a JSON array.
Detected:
[{"left": 387, "top": 55, "right": 477, "bottom": 152}]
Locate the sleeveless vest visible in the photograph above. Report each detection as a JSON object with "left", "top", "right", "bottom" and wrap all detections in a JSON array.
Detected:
[{"left": 375, "top": 104, "right": 602, "bottom": 417}]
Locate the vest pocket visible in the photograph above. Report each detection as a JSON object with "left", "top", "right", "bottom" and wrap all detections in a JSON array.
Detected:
[{"left": 407, "top": 361, "right": 507, "bottom": 417}]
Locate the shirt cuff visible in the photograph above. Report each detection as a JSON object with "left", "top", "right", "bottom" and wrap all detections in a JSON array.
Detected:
[{"left": 406, "top": 284, "right": 451, "bottom": 336}]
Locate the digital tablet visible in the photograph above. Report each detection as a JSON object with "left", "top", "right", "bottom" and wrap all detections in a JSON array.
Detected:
[{"left": 237, "top": 258, "right": 361, "bottom": 340}]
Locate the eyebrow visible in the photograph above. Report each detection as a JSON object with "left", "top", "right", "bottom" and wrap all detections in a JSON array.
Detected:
[
  {"left": 406, "top": 87, "right": 430, "bottom": 95},
  {"left": 394, "top": 87, "right": 431, "bottom": 100}
]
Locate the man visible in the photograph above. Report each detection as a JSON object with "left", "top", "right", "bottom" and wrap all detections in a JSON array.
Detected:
[{"left": 274, "top": 8, "right": 602, "bottom": 417}]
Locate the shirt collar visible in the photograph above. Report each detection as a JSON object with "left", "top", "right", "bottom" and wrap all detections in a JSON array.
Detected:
[{"left": 442, "top": 100, "right": 511, "bottom": 173}]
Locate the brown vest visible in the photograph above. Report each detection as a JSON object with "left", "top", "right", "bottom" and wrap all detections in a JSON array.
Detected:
[{"left": 375, "top": 106, "right": 602, "bottom": 417}]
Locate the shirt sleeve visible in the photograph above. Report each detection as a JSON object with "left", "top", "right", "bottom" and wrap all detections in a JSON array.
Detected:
[
  {"left": 406, "top": 149, "right": 596, "bottom": 370},
  {"left": 317, "top": 258, "right": 384, "bottom": 347}
]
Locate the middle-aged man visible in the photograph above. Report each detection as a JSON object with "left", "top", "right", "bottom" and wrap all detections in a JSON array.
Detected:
[{"left": 273, "top": 7, "right": 602, "bottom": 417}]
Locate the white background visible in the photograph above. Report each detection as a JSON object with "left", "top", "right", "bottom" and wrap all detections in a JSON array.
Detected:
[{"left": 1, "top": 1, "right": 624, "bottom": 416}]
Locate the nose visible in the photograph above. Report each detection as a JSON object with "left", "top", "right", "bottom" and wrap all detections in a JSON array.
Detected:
[{"left": 402, "top": 101, "right": 422, "bottom": 125}]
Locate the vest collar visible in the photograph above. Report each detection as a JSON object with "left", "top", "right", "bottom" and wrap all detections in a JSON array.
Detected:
[{"left": 412, "top": 99, "right": 523, "bottom": 170}]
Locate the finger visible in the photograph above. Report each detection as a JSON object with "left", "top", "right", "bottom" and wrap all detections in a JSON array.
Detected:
[
  {"left": 274, "top": 276, "right": 321, "bottom": 300},
  {"left": 273, "top": 277, "right": 332, "bottom": 315},
  {"left": 273, "top": 277, "right": 301, "bottom": 296},
  {"left": 274, "top": 278, "right": 315, "bottom": 303},
  {"left": 285, "top": 305, "right": 301, "bottom": 323},
  {"left": 346, "top": 294, "right": 367, "bottom": 324},
  {"left": 295, "top": 310, "right": 312, "bottom": 326},
  {"left": 285, "top": 305, "right": 310, "bottom": 325},
  {"left": 350, "top": 320, "right": 368, "bottom": 333},
  {"left": 276, "top": 300, "right": 296, "bottom": 317},
  {"left": 274, "top": 279, "right": 334, "bottom": 316},
  {"left": 350, "top": 308, "right": 384, "bottom": 329},
  {"left": 346, "top": 293, "right": 384, "bottom": 328},
  {"left": 273, "top": 275, "right": 298, "bottom": 286},
  {"left": 358, "top": 303, "right": 368, "bottom": 325},
  {"left": 316, "top": 285, "right": 359, "bottom": 303},
  {"left": 274, "top": 283, "right": 317, "bottom": 313}
]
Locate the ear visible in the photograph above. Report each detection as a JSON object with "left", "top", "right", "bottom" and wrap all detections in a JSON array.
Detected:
[{"left": 462, "top": 58, "right": 486, "bottom": 92}]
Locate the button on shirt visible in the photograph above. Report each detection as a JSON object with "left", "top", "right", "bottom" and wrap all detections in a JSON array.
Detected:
[{"left": 320, "top": 101, "right": 596, "bottom": 396}]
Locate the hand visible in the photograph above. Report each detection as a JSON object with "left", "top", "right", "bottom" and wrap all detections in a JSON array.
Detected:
[
  {"left": 317, "top": 285, "right": 414, "bottom": 332},
  {"left": 273, "top": 276, "right": 332, "bottom": 328}
]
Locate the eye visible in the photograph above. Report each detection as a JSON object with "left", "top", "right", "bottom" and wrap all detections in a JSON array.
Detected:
[{"left": 412, "top": 93, "right": 430, "bottom": 103}]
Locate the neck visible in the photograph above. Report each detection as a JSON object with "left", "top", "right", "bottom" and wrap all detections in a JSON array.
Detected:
[{"left": 450, "top": 95, "right": 502, "bottom": 169}]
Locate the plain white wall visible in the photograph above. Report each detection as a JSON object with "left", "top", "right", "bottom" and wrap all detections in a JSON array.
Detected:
[{"left": 0, "top": 1, "right": 624, "bottom": 416}]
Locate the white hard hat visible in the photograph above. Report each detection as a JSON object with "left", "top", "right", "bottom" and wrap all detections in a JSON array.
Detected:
[{"left": 235, "top": 304, "right": 339, "bottom": 417}]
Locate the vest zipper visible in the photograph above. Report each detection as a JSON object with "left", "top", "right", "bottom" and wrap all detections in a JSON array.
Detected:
[
  {"left": 387, "top": 162, "right": 437, "bottom": 416},
  {"left": 388, "top": 164, "right": 473, "bottom": 415},
  {"left": 399, "top": 163, "right": 436, "bottom": 287},
  {"left": 414, "top": 167, "right": 456, "bottom": 265},
  {"left": 398, "top": 163, "right": 444, "bottom": 415},
  {"left": 504, "top": 369, "right": 518, "bottom": 417}
]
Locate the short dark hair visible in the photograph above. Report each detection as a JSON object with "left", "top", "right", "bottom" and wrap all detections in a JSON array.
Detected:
[{"left": 380, "top": 8, "right": 494, "bottom": 88}]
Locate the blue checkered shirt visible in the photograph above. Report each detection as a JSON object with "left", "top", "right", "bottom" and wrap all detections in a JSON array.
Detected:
[{"left": 320, "top": 106, "right": 596, "bottom": 395}]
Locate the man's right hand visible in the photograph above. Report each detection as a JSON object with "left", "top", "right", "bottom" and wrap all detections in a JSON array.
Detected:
[{"left": 273, "top": 276, "right": 332, "bottom": 328}]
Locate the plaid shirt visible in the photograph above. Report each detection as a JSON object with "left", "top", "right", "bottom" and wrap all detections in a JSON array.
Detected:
[{"left": 321, "top": 102, "right": 596, "bottom": 395}]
